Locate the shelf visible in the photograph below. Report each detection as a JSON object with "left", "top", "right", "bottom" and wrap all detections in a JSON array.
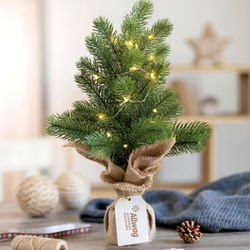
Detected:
[
  {"left": 179, "top": 115, "right": 250, "bottom": 124},
  {"left": 171, "top": 65, "right": 250, "bottom": 73},
  {"left": 161, "top": 65, "right": 250, "bottom": 187}
]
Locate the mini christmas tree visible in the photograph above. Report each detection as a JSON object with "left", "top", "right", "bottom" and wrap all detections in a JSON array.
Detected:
[
  {"left": 46, "top": 0, "right": 211, "bottom": 170},
  {"left": 46, "top": 0, "right": 212, "bottom": 245}
]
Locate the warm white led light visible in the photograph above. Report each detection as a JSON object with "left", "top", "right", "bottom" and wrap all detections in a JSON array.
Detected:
[
  {"left": 150, "top": 72, "right": 155, "bottom": 79},
  {"left": 125, "top": 40, "right": 133, "bottom": 47},
  {"left": 149, "top": 55, "right": 154, "bottom": 60},
  {"left": 93, "top": 74, "right": 99, "bottom": 80},
  {"left": 130, "top": 66, "right": 138, "bottom": 71}
]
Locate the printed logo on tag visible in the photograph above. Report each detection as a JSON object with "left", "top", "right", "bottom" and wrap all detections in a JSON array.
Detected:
[{"left": 115, "top": 195, "right": 149, "bottom": 246}]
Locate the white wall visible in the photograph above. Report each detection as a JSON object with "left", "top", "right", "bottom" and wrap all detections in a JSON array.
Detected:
[
  {"left": 43, "top": 0, "right": 250, "bottom": 185},
  {"left": 0, "top": 0, "right": 43, "bottom": 200},
  {"left": 0, "top": 0, "right": 43, "bottom": 140}
]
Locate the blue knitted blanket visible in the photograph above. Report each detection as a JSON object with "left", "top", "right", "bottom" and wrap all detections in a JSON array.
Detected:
[{"left": 80, "top": 172, "right": 250, "bottom": 232}]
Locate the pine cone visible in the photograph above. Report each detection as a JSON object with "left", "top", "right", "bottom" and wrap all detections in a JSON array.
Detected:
[{"left": 177, "top": 221, "right": 202, "bottom": 243}]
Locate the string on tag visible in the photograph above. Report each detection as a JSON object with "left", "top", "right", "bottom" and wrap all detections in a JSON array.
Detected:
[
  {"left": 11, "top": 235, "right": 73, "bottom": 250},
  {"left": 122, "top": 195, "right": 131, "bottom": 201}
]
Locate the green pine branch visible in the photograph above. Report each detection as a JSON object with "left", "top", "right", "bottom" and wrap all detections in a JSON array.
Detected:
[
  {"left": 121, "top": 0, "right": 154, "bottom": 39},
  {"left": 92, "top": 16, "right": 121, "bottom": 71},
  {"left": 46, "top": 111, "right": 101, "bottom": 143},
  {"left": 168, "top": 121, "right": 212, "bottom": 156},
  {"left": 75, "top": 70, "right": 108, "bottom": 108},
  {"left": 82, "top": 131, "right": 118, "bottom": 160},
  {"left": 129, "top": 117, "right": 173, "bottom": 150},
  {"left": 76, "top": 56, "right": 100, "bottom": 76},
  {"left": 150, "top": 18, "right": 173, "bottom": 42},
  {"left": 85, "top": 33, "right": 117, "bottom": 74}
]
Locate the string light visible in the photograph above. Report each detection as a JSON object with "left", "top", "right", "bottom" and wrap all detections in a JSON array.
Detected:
[
  {"left": 123, "top": 97, "right": 129, "bottom": 103},
  {"left": 123, "top": 144, "right": 128, "bottom": 149},
  {"left": 107, "top": 133, "right": 111, "bottom": 137},
  {"left": 93, "top": 74, "right": 99, "bottom": 80},
  {"left": 125, "top": 40, "right": 133, "bottom": 48},
  {"left": 130, "top": 66, "right": 138, "bottom": 71},
  {"left": 98, "top": 114, "right": 104, "bottom": 119},
  {"left": 148, "top": 34, "right": 154, "bottom": 39},
  {"left": 150, "top": 71, "right": 156, "bottom": 80},
  {"left": 99, "top": 91, "right": 150, "bottom": 121},
  {"left": 149, "top": 55, "right": 155, "bottom": 61},
  {"left": 111, "top": 37, "right": 117, "bottom": 43},
  {"left": 153, "top": 108, "right": 157, "bottom": 113}
]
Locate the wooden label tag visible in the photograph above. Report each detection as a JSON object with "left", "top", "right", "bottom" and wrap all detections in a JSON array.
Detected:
[{"left": 115, "top": 195, "right": 149, "bottom": 246}]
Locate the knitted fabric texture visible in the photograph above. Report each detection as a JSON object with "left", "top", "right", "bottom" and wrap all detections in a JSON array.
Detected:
[
  {"left": 67, "top": 138, "right": 175, "bottom": 245},
  {"left": 80, "top": 172, "right": 250, "bottom": 233}
]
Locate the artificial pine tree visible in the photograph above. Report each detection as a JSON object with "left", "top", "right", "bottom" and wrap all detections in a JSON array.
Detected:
[
  {"left": 46, "top": 0, "right": 212, "bottom": 245},
  {"left": 46, "top": 0, "right": 211, "bottom": 170}
]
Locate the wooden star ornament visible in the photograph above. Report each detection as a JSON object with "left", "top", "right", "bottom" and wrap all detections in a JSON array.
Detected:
[{"left": 188, "top": 24, "right": 230, "bottom": 65}]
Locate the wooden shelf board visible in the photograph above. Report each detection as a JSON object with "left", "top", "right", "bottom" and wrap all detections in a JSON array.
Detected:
[
  {"left": 179, "top": 115, "right": 250, "bottom": 123},
  {"left": 171, "top": 65, "right": 250, "bottom": 73}
]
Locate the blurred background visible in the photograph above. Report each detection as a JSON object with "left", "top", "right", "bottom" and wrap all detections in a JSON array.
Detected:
[{"left": 1, "top": 0, "right": 250, "bottom": 201}]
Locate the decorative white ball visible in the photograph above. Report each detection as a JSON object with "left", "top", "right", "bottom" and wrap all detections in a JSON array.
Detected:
[
  {"left": 16, "top": 175, "right": 59, "bottom": 217},
  {"left": 55, "top": 172, "right": 91, "bottom": 210}
]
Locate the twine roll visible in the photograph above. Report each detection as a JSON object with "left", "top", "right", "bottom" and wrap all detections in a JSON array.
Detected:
[{"left": 11, "top": 236, "right": 68, "bottom": 250}]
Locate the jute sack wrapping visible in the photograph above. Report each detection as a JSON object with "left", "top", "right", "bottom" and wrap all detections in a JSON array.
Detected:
[{"left": 67, "top": 138, "right": 175, "bottom": 245}]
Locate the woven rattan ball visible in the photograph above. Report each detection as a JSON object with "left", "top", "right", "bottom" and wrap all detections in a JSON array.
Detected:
[
  {"left": 16, "top": 175, "right": 59, "bottom": 217},
  {"left": 55, "top": 172, "right": 91, "bottom": 210}
]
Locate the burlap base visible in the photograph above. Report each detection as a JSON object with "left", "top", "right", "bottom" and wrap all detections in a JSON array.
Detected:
[{"left": 66, "top": 138, "right": 175, "bottom": 246}]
